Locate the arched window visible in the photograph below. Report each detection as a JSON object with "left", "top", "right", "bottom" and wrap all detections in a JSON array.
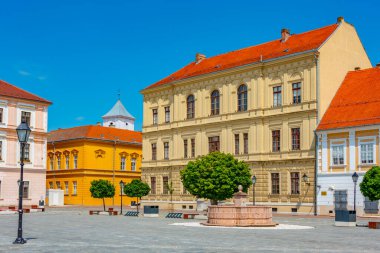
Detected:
[
  {"left": 237, "top": 84, "right": 247, "bottom": 111},
  {"left": 187, "top": 95, "right": 195, "bottom": 119},
  {"left": 210, "top": 90, "right": 220, "bottom": 115}
]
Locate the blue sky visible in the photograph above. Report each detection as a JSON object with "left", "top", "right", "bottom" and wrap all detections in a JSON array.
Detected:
[{"left": 0, "top": 0, "right": 379, "bottom": 131}]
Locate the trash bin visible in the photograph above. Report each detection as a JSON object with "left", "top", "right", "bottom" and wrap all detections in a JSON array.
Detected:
[
  {"left": 335, "top": 210, "right": 356, "bottom": 226},
  {"left": 143, "top": 205, "right": 159, "bottom": 217}
]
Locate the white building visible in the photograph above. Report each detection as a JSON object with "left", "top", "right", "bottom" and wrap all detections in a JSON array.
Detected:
[
  {"left": 102, "top": 100, "right": 135, "bottom": 131},
  {"left": 316, "top": 66, "right": 380, "bottom": 215}
]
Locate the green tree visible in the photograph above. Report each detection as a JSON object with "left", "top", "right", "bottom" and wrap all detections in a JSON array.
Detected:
[
  {"left": 123, "top": 179, "right": 151, "bottom": 213},
  {"left": 180, "top": 152, "right": 252, "bottom": 205},
  {"left": 360, "top": 166, "right": 380, "bottom": 201},
  {"left": 89, "top": 179, "right": 115, "bottom": 211}
]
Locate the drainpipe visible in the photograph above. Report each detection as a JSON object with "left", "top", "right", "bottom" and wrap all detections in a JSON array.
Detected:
[{"left": 314, "top": 52, "right": 320, "bottom": 216}]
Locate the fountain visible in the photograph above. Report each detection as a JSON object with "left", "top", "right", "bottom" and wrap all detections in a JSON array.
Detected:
[{"left": 203, "top": 185, "right": 277, "bottom": 227}]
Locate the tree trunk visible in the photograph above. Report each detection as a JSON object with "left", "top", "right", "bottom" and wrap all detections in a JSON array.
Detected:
[
  {"left": 210, "top": 199, "right": 218, "bottom": 206},
  {"left": 137, "top": 197, "right": 139, "bottom": 213},
  {"left": 102, "top": 198, "right": 105, "bottom": 211}
]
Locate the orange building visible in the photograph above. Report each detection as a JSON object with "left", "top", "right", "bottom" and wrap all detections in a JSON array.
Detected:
[{"left": 46, "top": 100, "right": 142, "bottom": 207}]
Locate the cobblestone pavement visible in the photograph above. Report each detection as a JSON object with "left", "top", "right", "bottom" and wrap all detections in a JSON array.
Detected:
[{"left": 0, "top": 208, "right": 379, "bottom": 253}]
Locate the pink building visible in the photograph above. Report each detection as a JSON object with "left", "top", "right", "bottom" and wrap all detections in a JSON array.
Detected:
[{"left": 0, "top": 80, "right": 51, "bottom": 206}]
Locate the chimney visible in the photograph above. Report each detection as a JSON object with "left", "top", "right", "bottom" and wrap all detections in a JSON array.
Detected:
[
  {"left": 376, "top": 63, "right": 380, "bottom": 68},
  {"left": 337, "top": 16, "right": 344, "bottom": 23},
  {"left": 281, "top": 28, "right": 290, "bottom": 42},
  {"left": 354, "top": 67, "right": 361, "bottom": 71},
  {"left": 96, "top": 122, "right": 101, "bottom": 126},
  {"left": 195, "top": 53, "right": 206, "bottom": 63}
]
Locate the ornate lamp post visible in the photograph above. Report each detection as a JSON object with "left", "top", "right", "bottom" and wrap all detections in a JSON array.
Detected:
[
  {"left": 14, "top": 120, "right": 31, "bottom": 244},
  {"left": 352, "top": 172, "right": 359, "bottom": 212},
  {"left": 251, "top": 175, "right": 257, "bottom": 206},
  {"left": 119, "top": 180, "right": 125, "bottom": 215}
]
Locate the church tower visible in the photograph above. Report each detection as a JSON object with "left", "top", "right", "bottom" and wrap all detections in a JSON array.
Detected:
[{"left": 102, "top": 100, "right": 135, "bottom": 130}]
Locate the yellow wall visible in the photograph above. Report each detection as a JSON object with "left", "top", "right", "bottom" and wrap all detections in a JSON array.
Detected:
[{"left": 46, "top": 139, "right": 142, "bottom": 206}]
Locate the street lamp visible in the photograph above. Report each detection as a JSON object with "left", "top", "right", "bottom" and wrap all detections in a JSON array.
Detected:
[
  {"left": 251, "top": 175, "right": 257, "bottom": 206},
  {"left": 119, "top": 180, "right": 125, "bottom": 215},
  {"left": 14, "top": 120, "right": 31, "bottom": 244},
  {"left": 352, "top": 172, "right": 359, "bottom": 212},
  {"left": 302, "top": 173, "right": 310, "bottom": 185}
]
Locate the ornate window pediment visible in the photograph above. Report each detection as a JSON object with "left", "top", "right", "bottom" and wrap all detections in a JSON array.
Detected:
[
  {"left": 55, "top": 151, "right": 61, "bottom": 157},
  {"left": 130, "top": 152, "right": 139, "bottom": 158},
  {"left": 71, "top": 149, "right": 79, "bottom": 155},
  {"left": 48, "top": 152, "right": 54, "bottom": 158},
  {"left": 95, "top": 149, "right": 106, "bottom": 158},
  {"left": 63, "top": 150, "right": 70, "bottom": 156},
  {"left": 119, "top": 152, "right": 129, "bottom": 158}
]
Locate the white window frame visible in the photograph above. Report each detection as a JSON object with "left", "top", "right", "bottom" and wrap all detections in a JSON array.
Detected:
[
  {"left": 16, "top": 104, "right": 36, "bottom": 129},
  {"left": 64, "top": 181, "right": 69, "bottom": 194},
  {"left": 0, "top": 101, "right": 9, "bottom": 128},
  {"left": 120, "top": 157, "right": 126, "bottom": 171},
  {"left": 330, "top": 139, "right": 346, "bottom": 166},
  {"left": 131, "top": 158, "right": 136, "bottom": 171},
  {"left": 358, "top": 136, "right": 376, "bottom": 165},
  {"left": 73, "top": 181, "right": 77, "bottom": 195},
  {"left": 22, "top": 181, "right": 30, "bottom": 199}
]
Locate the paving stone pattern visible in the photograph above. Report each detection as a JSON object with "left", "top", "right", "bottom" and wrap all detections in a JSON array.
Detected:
[{"left": 0, "top": 208, "right": 379, "bottom": 253}]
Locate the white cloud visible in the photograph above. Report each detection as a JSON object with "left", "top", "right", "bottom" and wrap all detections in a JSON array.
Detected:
[
  {"left": 18, "top": 70, "right": 31, "bottom": 76},
  {"left": 75, "top": 116, "right": 85, "bottom": 121}
]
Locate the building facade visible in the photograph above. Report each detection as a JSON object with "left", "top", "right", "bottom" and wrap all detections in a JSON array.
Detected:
[
  {"left": 141, "top": 18, "right": 371, "bottom": 213},
  {"left": 317, "top": 67, "right": 380, "bottom": 215},
  {"left": 0, "top": 80, "right": 51, "bottom": 206},
  {"left": 46, "top": 100, "right": 142, "bottom": 206}
]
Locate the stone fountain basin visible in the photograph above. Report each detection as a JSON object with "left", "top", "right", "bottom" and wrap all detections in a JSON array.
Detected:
[{"left": 203, "top": 205, "right": 277, "bottom": 227}]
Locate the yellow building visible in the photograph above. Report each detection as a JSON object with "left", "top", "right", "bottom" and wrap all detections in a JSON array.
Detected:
[
  {"left": 317, "top": 66, "right": 380, "bottom": 215},
  {"left": 46, "top": 100, "right": 142, "bottom": 206},
  {"left": 140, "top": 18, "right": 371, "bottom": 213}
]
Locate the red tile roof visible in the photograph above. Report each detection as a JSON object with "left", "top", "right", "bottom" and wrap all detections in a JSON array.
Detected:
[
  {"left": 48, "top": 125, "right": 142, "bottom": 144},
  {"left": 317, "top": 67, "right": 380, "bottom": 131},
  {"left": 0, "top": 80, "right": 51, "bottom": 104},
  {"left": 143, "top": 24, "right": 339, "bottom": 90}
]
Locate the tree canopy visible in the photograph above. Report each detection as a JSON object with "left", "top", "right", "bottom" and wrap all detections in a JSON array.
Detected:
[
  {"left": 360, "top": 166, "right": 380, "bottom": 201},
  {"left": 180, "top": 152, "right": 252, "bottom": 205},
  {"left": 123, "top": 179, "right": 151, "bottom": 199},
  {"left": 89, "top": 179, "right": 115, "bottom": 211}
]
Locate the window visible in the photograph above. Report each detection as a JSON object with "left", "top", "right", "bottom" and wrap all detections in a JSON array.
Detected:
[
  {"left": 271, "top": 173, "right": 280, "bottom": 194},
  {"left": 211, "top": 90, "right": 220, "bottom": 115},
  {"left": 292, "top": 82, "right": 301, "bottom": 104},
  {"left": 187, "top": 95, "right": 195, "bottom": 119},
  {"left": 64, "top": 181, "right": 69, "bottom": 195},
  {"left": 131, "top": 158, "right": 136, "bottom": 171},
  {"left": 208, "top": 136, "right": 220, "bottom": 153},
  {"left": 291, "top": 172, "right": 300, "bottom": 194},
  {"left": 49, "top": 157, "right": 54, "bottom": 170},
  {"left": 360, "top": 143, "right": 374, "bottom": 164},
  {"left": 22, "top": 181, "right": 29, "bottom": 199},
  {"left": 0, "top": 141, "right": 2, "bottom": 160},
  {"left": 56, "top": 181, "right": 61, "bottom": 189},
  {"left": 73, "top": 181, "right": 77, "bottom": 195},
  {"left": 152, "top": 143, "right": 157, "bottom": 160},
  {"left": 120, "top": 157, "right": 126, "bottom": 171},
  {"left": 151, "top": 177, "right": 156, "bottom": 194},
  {"left": 73, "top": 154, "right": 78, "bottom": 169},
  {"left": 291, "top": 128, "right": 300, "bottom": 150},
  {"left": 165, "top": 106, "right": 170, "bottom": 123},
  {"left": 272, "top": 130, "right": 280, "bottom": 152},
  {"left": 237, "top": 85, "right": 248, "bottom": 111},
  {"left": 163, "top": 176, "right": 169, "bottom": 195},
  {"left": 184, "top": 139, "right": 188, "bottom": 158},
  {"left": 20, "top": 143, "right": 30, "bottom": 162},
  {"left": 57, "top": 155, "right": 61, "bottom": 169},
  {"left": 273, "top": 86, "right": 282, "bottom": 107},
  {"left": 21, "top": 111, "right": 31, "bottom": 125},
  {"left": 234, "top": 134, "right": 239, "bottom": 155},
  {"left": 65, "top": 155, "right": 69, "bottom": 169},
  {"left": 164, "top": 142, "right": 169, "bottom": 160},
  {"left": 191, "top": 138, "right": 195, "bottom": 157},
  {"left": 152, "top": 109, "right": 158, "bottom": 125},
  {"left": 49, "top": 182, "right": 53, "bottom": 189},
  {"left": 0, "top": 108, "right": 3, "bottom": 123},
  {"left": 332, "top": 145, "right": 345, "bottom": 165},
  {"left": 243, "top": 133, "right": 248, "bottom": 154}
]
